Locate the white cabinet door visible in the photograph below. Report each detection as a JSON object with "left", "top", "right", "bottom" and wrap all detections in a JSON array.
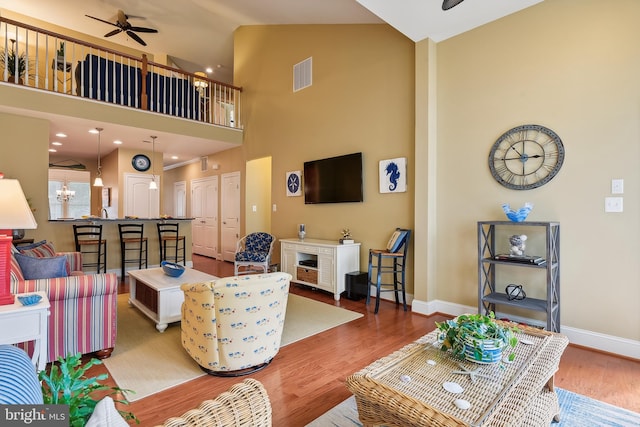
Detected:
[
  {"left": 281, "top": 244, "right": 296, "bottom": 278},
  {"left": 317, "top": 253, "right": 335, "bottom": 290}
]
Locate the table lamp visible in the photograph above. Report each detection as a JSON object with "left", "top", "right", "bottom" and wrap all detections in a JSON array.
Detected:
[{"left": 0, "top": 178, "right": 38, "bottom": 305}]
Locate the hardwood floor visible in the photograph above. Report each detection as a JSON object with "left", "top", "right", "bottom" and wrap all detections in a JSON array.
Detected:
[{"left": 100, "top": 255, "right": 639, "bottom": 426}]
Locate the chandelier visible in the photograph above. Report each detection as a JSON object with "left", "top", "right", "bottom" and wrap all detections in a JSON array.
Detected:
[{"left": 56, "top": 185, "right": 75, "bottom": 202}]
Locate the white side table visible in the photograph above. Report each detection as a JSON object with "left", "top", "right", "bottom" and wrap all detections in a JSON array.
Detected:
[{"left": 0, "top": 291, "right": 50, "bottom": 371}]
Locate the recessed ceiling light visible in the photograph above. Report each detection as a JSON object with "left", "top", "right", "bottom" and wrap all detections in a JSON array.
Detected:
[
  {"left": 114, "top": 140, "right": 123, "bottom": 145},
  {"left": 171, "top": 155, "right": 178, "bottom": 160},
  {"left": 89, "top": 129, "right": 99, "bottom": 134},
  {"left": 48, "top": 148, "right": 57, "bottom": 152},
  {"left": 205, "top": 67, "right": 213, "bottom": 74},
  {"left": 52, "top": 141, "right": 62, "bottom": 146},
  {"left": 55, "top": 133, "right": 67, "bottom": 138}
]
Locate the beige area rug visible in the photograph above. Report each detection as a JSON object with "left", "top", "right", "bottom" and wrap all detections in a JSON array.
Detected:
[{"left": 103, "top": 293, "right": 363, "bottom": 402}]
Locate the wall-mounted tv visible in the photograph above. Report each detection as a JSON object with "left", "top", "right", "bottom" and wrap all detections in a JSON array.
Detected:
[{"left": 304, "top": 152, "right": 363, "bottom": 204}]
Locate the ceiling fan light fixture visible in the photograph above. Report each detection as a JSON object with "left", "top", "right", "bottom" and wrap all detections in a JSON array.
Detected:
[{"left": 442, "top": 0, "right": 465, "bottom": 10}]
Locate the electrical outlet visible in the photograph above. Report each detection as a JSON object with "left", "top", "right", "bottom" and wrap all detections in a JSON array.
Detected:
[
  {"left": 272, "top": 204, "right": 277, "bottom": 212},
  {"left": 605, "top": 197, "right": 623, "bottom": 213}
]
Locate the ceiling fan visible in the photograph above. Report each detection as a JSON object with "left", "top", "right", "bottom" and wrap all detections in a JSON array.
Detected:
[
  {"left": 442, "top": 0, "right": 465, "bottom": 10},
  {"left": 85, "top": 9, "right": 157, "bottom": 46}
]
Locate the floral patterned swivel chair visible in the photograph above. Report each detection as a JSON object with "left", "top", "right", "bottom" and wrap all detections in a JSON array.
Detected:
[{"left": 234, "top": 232, "right": 275, "bottom": 275}]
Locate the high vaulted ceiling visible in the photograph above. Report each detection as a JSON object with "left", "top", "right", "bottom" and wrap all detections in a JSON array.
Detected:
[{"left": 0, "top": 0, "right": 542, "bottom": 166}]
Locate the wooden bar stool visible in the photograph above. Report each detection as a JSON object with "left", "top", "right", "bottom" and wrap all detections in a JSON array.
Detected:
[
  {"left": 118, "top": 223, "right": 148, "bottom": 280},
  {"left": 367, "top": 228, "right": 411, "bottom": 314},
  {"left": 157, "top": 222, "right": 186, "bottom": 265},
  {"left": 73, "top": 224, "right": 107, "bottom": 273}
]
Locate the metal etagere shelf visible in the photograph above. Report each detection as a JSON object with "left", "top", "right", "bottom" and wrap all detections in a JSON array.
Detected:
[{"left": 478, "top": 221, "right": 560, "bottom": 332}]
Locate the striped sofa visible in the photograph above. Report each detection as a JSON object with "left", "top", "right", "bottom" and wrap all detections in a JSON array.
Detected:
[{"left": 9, "top": 247, "right": 118, "bottom": 363}]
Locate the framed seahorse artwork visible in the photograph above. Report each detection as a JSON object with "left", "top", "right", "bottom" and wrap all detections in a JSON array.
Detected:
[{"left": 379, "top": 157, "right": 407, "bottom": 193}]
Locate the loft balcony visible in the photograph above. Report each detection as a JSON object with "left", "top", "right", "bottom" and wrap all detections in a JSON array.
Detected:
[{"left": 0, "top": 16, "right": 243, "bottom": 130}]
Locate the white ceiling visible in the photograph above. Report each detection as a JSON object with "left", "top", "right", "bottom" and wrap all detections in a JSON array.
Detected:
[{"left": 0, "top": 0, "right": 542, "bottom": 166}]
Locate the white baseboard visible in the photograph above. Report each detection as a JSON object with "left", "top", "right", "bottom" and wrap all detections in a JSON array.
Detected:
[{"left": 411, "top": 298, "right": 640, "bottom": 360}]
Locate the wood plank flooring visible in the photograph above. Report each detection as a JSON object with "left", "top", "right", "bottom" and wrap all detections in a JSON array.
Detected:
[{"left": 92, "top": 255, "right": 639, "bottom": 426}]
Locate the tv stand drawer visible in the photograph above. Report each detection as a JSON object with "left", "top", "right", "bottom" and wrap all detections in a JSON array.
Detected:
[{"left": 296, "top": 266, "right": 318, "bottom": 284}]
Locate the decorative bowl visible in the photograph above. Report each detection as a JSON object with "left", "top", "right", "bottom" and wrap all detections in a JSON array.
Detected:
[
  {"left": 17, "top": 294, "right": 42, "bottom": 306},
  {"left": 161, "top": 261, "right": 185, "bottom": 278}
]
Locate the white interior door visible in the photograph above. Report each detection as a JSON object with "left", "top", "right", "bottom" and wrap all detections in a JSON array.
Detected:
[
  {"left": 221, "top": 171, "right": 241, "bottom": 262},
  {"left": 124, "top": 173, "right": 160, "bottom": 218},
  {"left": 191, "top": 176, "right": 218, "bottom": 258},
  {"left": 174, "top": 181, "right": 186, "bottom": 217}
]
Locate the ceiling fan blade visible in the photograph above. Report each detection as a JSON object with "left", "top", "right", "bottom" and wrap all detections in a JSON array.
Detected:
[
  {"left": 104, "top": 29, "right": 122, "bottom": 38},
  {"left": 85, "top": 14, "right": 118, "bottom": 27},
  {"left": 442, "top": 0, "right": 465, "bottom": 10},
  {"left": 126, "top": 31, "right": 147, "bottom": 46},
  {"left": 129, "top": 26, "right": 158, "bottom": 33}
]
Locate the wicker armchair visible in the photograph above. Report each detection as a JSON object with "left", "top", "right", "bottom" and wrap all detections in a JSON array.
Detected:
[
  {"left": 234, "top": 232, "right": 275, "bottom": 275},
  {"left": 156, "top": 379, "right": 272, "bottom": 427}
]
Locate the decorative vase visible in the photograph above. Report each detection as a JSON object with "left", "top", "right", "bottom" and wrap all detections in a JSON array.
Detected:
[
  {"left": 463, "top": 337, "right": 504, "bottom": 364},
  {"left": 298, "top": 224, "right": 305, "bottom": 240}
]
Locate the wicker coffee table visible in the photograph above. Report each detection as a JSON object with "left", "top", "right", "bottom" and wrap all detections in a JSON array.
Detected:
[{"left": 346, "top": 324, "right": 568, "bottom": 427}]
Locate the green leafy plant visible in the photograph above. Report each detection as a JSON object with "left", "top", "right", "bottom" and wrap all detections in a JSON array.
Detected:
[
  {"left": 436, "top": 312, "right": 519, "bottom": 363},
  {"left": 0, "top": 48, "right": 26, "bottom": 79},
  {"left": 56, "top": 42, "right": 65, "bottom": 58},
  {"left": 39, "top": 353, "right": 138, "bottom": 427}
]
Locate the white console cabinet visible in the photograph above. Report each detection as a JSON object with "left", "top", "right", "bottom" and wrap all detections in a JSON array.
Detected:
[{"left": 280, "top": 238, "right": 361, "bottom": 301}]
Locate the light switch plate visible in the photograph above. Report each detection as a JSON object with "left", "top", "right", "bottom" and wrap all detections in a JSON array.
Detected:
[{"left": 611, "top": 179, "right": 624, "bottom": 194}]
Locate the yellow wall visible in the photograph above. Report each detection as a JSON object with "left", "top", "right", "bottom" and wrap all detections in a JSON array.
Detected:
[
  {"left": 430, "top": 0, "right": 640, "bottom": 339},
  {"left": 245, "top": 157, "right": 272, "bottom": 234},
  {"left": 234, "top": 24, "right": 416, "bottom": 284}
]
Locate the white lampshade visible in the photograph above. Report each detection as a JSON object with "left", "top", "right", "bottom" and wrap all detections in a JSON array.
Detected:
[
  {"left": 0, "top": 179, "right": 37, "bottom": 230},
  {"left": 149, "top": 179, "right": 158, "bottom": 190},
  {"left": 94, "top": 176, "right": 103, "bottom": 187}
]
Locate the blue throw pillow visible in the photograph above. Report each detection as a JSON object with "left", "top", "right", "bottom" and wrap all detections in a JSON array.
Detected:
[
  {"left": 14, "top": 239, "right": 48, "bottom": 251},
  {"left": 14, "top": 253, "right": 68, "bottom": 280}
]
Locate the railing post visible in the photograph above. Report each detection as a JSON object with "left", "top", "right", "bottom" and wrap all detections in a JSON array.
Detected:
[{"left": 141, "top": 53, "right": 148, "bottom": 111}]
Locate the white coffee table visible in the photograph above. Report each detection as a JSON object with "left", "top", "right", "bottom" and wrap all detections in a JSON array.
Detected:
[{"left": 128, "top": 267, "right": 218, "bottom": 332}]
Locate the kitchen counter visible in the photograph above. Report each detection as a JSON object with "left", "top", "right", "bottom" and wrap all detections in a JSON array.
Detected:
[
  {"left": 49, "top": 217, "right": 194, "bottom": 222},
  {"left": 47, "top": 218, "right": 194, "bottom": 275}
]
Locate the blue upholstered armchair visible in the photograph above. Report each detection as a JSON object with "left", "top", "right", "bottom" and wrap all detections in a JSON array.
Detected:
[{"left": 234, "top": 232, "right": 275, "bottom": 275}]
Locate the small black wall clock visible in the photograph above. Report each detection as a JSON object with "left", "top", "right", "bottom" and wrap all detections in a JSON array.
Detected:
[
  {"left": 132, "top": 154, "right": 151, "bottom": 172},
  {"left": 489, "top": 124, "right": 564, "bottom": 190}
]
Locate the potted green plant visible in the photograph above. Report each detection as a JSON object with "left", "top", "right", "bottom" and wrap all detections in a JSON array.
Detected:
[
  {"left": 56, "top": 41, "right": 66, "bottom": 59},
  {"left": 435, "top": 312, "right": 519, "bottom": 364},
  {"left": 39, "top": 353, "right": 138, "bottom": 426},
  {"left": 0, "top": 48, "right": 26, "bottom": 84}
]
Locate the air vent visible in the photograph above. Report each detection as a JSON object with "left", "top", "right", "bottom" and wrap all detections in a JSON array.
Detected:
[
  {"left": 293, "top": 57, "right": 312, "bottom": 92},
  {"left": 200, "top": 156, "right": 208, "bottom": 172}
]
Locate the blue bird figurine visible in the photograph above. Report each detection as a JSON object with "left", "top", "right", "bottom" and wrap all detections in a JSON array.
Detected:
[{"left": 502, "top": 202, "right": 533, "bottom": 222}]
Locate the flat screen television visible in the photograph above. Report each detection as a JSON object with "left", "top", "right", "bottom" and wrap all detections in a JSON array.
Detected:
[{"left": 304, "top": 152, "right": 363, "bottom": 204}]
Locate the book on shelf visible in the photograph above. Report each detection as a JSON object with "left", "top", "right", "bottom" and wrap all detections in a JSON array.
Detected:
[{"left": 494, "top": 254, "right": 546, "bottom": 265}]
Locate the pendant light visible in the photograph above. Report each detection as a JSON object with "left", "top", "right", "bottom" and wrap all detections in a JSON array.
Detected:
[
  {"left": 149, "top": 135, "right": 158, "bottom": 190},
  {"left": 93, "top": 127, "right": 104, "bottom": 187}
]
